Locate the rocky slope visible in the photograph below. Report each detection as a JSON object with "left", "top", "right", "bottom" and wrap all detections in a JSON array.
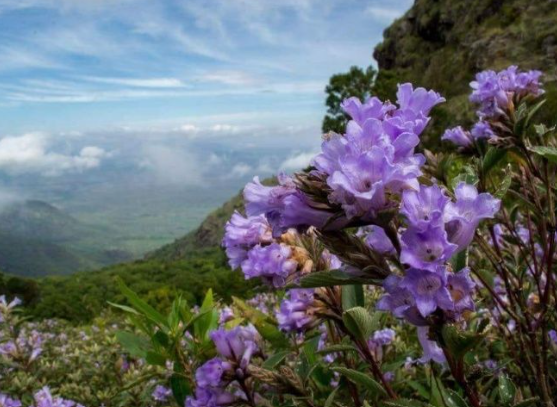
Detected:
[{"left": 373, "top": 0, "right": 557, "bottom": 139}]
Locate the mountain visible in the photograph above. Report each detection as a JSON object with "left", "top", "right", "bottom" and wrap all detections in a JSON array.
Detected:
[{"left": 0, "top": 200, "right": 133, "bottom": 277}]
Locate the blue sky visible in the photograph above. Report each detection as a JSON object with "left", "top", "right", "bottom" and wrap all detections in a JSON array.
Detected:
[{"left": 0, "top": 0, "right": 412, "bottom": 195}]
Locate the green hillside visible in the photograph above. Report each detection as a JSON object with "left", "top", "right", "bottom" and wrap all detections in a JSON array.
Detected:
[{"left": 0, "top": 200, "right": 132, "bottom": 277}]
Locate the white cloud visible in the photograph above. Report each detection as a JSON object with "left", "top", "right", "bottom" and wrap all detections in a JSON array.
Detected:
[
  {"left": 85, "top": 76, "right": 187, "bottom": 88},
  {"left": 228, "top": 163, "right": 253, "bottom": 178},
  {"left": 197, "top": 71, "right": 258, "bottom": 86},
  {"left": 280, "top": 151, "right": 317, "bottom": 171},
  {"left": 0, "top": 133, "right": 107, "bottom": 176},
  {"left": 140, "top": 145, "right": 204, "bottom": 185}
]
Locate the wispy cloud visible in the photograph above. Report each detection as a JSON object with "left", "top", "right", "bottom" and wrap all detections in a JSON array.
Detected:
[{"left": 84, "top": 76, "right": 187, "bottom": 88}]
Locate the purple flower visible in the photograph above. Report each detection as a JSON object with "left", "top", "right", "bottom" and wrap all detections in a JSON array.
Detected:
[
  {"left": 447, "top": 268, "right": 475, "bottom": 314},
  {"left": 470, "top": 66, "right": 543, "bottom": 117},
  {"left": 401, "top": 184, "right": 449, "bottom": 230},
  {"left": 219, "top": 307, "right": 235, "bottom": 325},
  {"left": 0, "top": 394, "right": 21, "bottom": 407},
  {"left": 401, "top": 224, "right": 457, "bottom": 271},
  {"left": 152, "top": 385, "right": 172, "bottom": 403},
  {"left": 222, "top": 212, "right": 272, "bottom": 269},
  {"left": 417, "top": 327, "right": 446, "bottom": 364},
  {"left": 276, "top": 289, "right": 315, "bottom": 332},
  {"left": 396, "top": 83, "right": 445, "bottom": 117},
  {"left": 240, "top": 243, "right": 297, "bottom": 288},
  {"left": 442, "top": 126, "right": 473, "bottom": 147},
  {"left": 33, "top": 387, "right": 83, "bottom": 407},
  {"left": 377, "top": 275, "right": 415, "bottom": 318},
  {"left": 210, "top": 326, "right": 259, "bottom": 369},
  {"left": 371, "top": 328, "right": 395, "bottom": 346},
  {"left": 328, "top": 147, "right": 420, "bottom": 219},
  {"left": 341, "top": 96, "right": 395, "bottom": 126},
  {"left": 549, "top": 330, "right": 557, "bottom": 345},
  {"left": 185, "top": 387, "right": 236, "bottom": 407},
  {"left": 195, "top": 358, "right": 233, "bottom": 389},
  {"left": 471, "top": 121, "right": 495, "bottom": 140},
  {"left": 444, "top": 183, "right": 501, "bottom": 251},
  {"left": 362, "top": 225, "right": 395, "bottom": 254},
  {"left": 399, "top": 268, "right": 454, "bottom": 317}
]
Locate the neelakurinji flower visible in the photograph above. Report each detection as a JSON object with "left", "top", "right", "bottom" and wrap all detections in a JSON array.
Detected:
[
  {"left": 276, "top": 289, "right": 316, "bottom": 332},
  {"left": 210, "top": 325, "right": 259, "bottom": 369},
  {"left": 470, "top": 121, "right": 495, "bottom": 140},
  {"left": 376, "top": 275, "right": 416, "bottom": 318},
  {"left": 243, "top": 174, "right": 331, "bottom": 236},
  {"left": 185, "top": 387, "right": 236, "bottom": 407},
  {"left": 444, "top": 182, "right": 501, "bottom": 252},
  {"left": 222, "top": 211, "right": 272, "bottom": 269},
  {"left": 442, "top": 126, "right": 473, "bottom": 147},
  {"left": 0, "top": 394, "right": 21, "bottom": 407},
  {"left": 240, "top": 243, "right": 297, "bottom": 288},
  {"left": 401, "top": 184, "right": 449, "bottom": 230},
  {"left": 400, "top": 223, "right": 457, "bottom": 271},
  {"left": 361, "top": 225, "right": 396, "bottom": 254},
  {"left": 152, "top": 385, "right": 172, "bottom": 403},
  {"left": 399, "top": 268, "right": 454, "bottom": 318},
  {"left": 195, "top": 358, "right": 233, "bottom": 389},
  {"left": 447, "top": 268, "right": 476, "bottom": 314},
  {"left": 417, "top": 327, "right": 446, "bottom": 364},
  {"left": 470, "top": 66, "right": 543, "bottom": 118},
  {"left": 33, "top": 387, "right": 83, "bottom": 407}
]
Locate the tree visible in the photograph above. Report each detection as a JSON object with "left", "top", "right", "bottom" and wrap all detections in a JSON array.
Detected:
[{"left": 322, "top": 65, "right": 377, "bottom": 134}]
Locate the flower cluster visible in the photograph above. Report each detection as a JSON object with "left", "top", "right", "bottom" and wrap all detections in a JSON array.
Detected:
[
  {"left": 276, "top": 289, "right": 316, "bottom": 332},
  {"left": 470, "top": 65, "right": 543, "bottom": 118},
  {"left": 0, "top": 388, "right": 84, "bottom": 407},
  {"left": 443, "top": 66, "right": 543, "bottom": 148},
  {"left": 378, "top": 183, "right": 497, "bottom": 328},
  {"left": 186, "top": 325, "right": 260, "bottom": 407}
]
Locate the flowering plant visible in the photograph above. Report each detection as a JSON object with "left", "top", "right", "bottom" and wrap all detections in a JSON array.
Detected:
[{"left": 111, "top": 66, "right": 556, "bottom": 407}]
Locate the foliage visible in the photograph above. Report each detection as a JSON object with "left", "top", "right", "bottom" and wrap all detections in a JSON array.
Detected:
[{"left": 322, "top": 65, "right": 377, "bottom": 134}]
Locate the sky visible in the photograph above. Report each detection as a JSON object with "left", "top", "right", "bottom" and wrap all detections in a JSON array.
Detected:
[{"left": 0, "top": 0, "right": 412, "bottom": 209}]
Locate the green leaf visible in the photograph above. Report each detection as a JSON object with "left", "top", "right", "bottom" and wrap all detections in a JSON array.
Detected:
[
  {"left": 342, "top": 284, "right": 365, "bottom": 310},
  {"left": 494, "top": 165, "right": 512, "bottom": 198},
  {"left": 528, "top": 146, "right": 557, "bottom": 164},
  {"left": 441, "top": 325, "right": 483, "bottom": 360},
  {"left": 262, "top": 351, "right": 290, "bottom": 369},
  {"left": 451, "top": 249, "right": 468, "bottom": 272},
  {"left": 170, "top": 374, "right": 191, "bottom": 406},
  {"left": 332, "top": 367, "right": 387, "bottom": 397},
  {"left": 194, "top": 289, "right": 218, "bottom": 341},
  {"left": 524, "top": 99, "right": 546, "bottom": 129},
  {"left": 498, "top": 374, "right": 516, "bottom": 404},
  {"left": 342, "top": 307, "right": 374, "bottom": 340},
  {"left": 107, "top": 301, "right": 141, "bottom": 316},
  {"left": 446, "top": 390, "right": 469, "bottom": 407},
  {"left": 324, "top": 386, "right": 340, "bottom": 407},
  {"left": 117, "top": 278, "right": 168, "bottom": 329},
  {"left": 145, "top": 351, "right": 167, "bottom": 366},
  {"left": 115, "top": 331, "right": 150, "bottom": 358},
  {"left": 255, "top": 320, "right": 290, "bottom": 349},
  {"left": 294, "top": 269, "right": 378, "bottom": 288},
  {"left": 512, "top": 398, "right": 539, "bottom": 407},
  {"left": 317, "top": 344, "right": 358, "bottom": 355},
  {"left": 482, "top": 148, "right": 506, "bottom": 175}
]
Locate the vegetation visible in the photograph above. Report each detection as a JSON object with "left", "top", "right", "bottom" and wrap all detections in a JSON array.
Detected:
[{"left": 0, "top": 248, "right": 254, "bottom": 323}]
